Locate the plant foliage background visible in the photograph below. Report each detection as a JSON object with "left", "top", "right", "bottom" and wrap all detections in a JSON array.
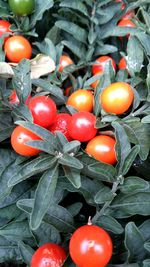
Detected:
[{"left": 1, "top": 0, "right": 150, "bottom": 266}]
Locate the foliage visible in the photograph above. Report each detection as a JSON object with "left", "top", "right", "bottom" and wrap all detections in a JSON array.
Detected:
[{"left": 0, "top": 0, "right": 150, "bottom": 266}]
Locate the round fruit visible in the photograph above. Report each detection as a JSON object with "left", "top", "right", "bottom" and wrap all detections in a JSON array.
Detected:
[
  {"left": 67, "top": 89, "right": 94, "bottom": 112},
  {"left": 86, "top": 135, "right": 117, "bottom": 165},
  {"left": 0, "top": 20, "right": 12, "bottom": 42},
  {"left": 28, "top": 95, "right": 57, "bottom": 128},
  {"left": 8, "top": 0, "right": 35, "bottom": 16},
  {"left": 118, "top": 57, "right": 127, "bottom": 70},
  {"left": 69, "top": 224, "right": 113, "bottom": 267},
  {"left": 4, "top": 35, "right": 32, "bottom": 63},
  {"left": 49, "top": 113, "right": 72, "bottom": 141},
  {"left": 58, "top": 55, "right": 74, "bottom": 72},
  {"left": 92, "top": 56, "right": 116, "bottom": 75},
  {"left": 68, "top": 111, "right": 97, "bottom": 142},
  {"left": 31, "top": 243, "right": 66, "bottom": 267},
  {"left": 9, "top": 90, "right": 31, "bottom": 105},
  {"left": 100, "top": 82, "right": 134, "bottom": 115},
  {"left": 11, "top": 126, "right": 41, "bottom": 157},
  {"left": 118, "top": 18, "right": 136, "bottom": 28},
  {"left": 122, "top": 10, "right": 135, "bottom": 20}
]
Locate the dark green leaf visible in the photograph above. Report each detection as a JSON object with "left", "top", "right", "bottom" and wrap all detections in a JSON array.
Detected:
[
  {"left": 18, "top": 241, "right": 34, "bottom": 266},
  {"left": 125, "top": 222, "right": 146, "bottom": 262},
  {"left": 119, "top": 176, "right": 149, "bottom": 194},
  {"left": 30, "top": 165, "right": 59, "bottom": 230}
]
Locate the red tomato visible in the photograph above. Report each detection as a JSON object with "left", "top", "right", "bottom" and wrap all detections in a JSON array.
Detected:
[
  {"left": 100, "top": 82, "right": 134, "bottom": 115},
  {"left": 92, "top": 56, "right": 116, "bottom": 75},
  {"left": 68, "top": 111, "right": 97, "bottom": 142},
  {"left": 9, "top": 90, "right": 31, "bottom": 105},
  {"left": 118, "top": 19, "right": 136, "bottom": 38},
  {"left": 118, "top": 57, "right": 127, "bottom": 70},
  {"left": 67, "top": 89, "right": 94, "bottom": 112},
  {"left": 58, "top": 55, "right": 74, "bottom": 72},
  {"left": 4, "top": 35, "right": 32, "bottom": 63},
  {"left": 86, "top": 135, "right": 117, "bottom": 165},
  {"left": 64, "top": 86, "right": 72, "bottom": 96},
  {"left": 31, "top": 243, "right": 67, "bottom": 267},
  {"left": 0, "top": 20, "right": 12, "bottom": 42},
  {"left": 49, "top": 113, "right": 72, "bottom": 141},
  {"left": 122, "top": 10, "right": 135, "bottom": 20},
  {"left": 11, "top": 126, "right": 41, "bottom": 157},
  {"left": 69, "top": 224, "right": 113, "bottom": 267},
  {"left": 28, "top": 95, "right": 57, "bottom": 128}
]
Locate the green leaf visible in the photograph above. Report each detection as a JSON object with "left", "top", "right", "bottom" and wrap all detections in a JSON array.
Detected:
[
  {"left": 143, "top": 259, "right": 150, "bottom": 267},
  {"left": 0, "top": 221, "right": 32, "bottom": 242},
  {"left": 119, "top": 176, "right": 149, "bottom": 194},
  {"left": 60, "top": 0, "right": 88, "bottom": 16},
  {"left": 139, "top": 219, "right": 150, "bottom": 241},
  {"left": 63, "top": 141, "right": 81, "bottom": 154},
  {"left": 59, "top": 154, "right": 83, "bottom": 170},
  {"left": 111, "top": 192, "right": 150, "bottom": 217},
  {"left": 0, "top": 236, "right": 20, "bottom": 263},
  {"left": 30, "top": 165, "right": 59, "bottom": 230},
  {"left": 63, "top": 166, "right": 81, "bottom": 188},
  {"left": 18, "top": 241, "right": 34, "bottom": 266},
  {"left": 12, "top": 104, "right": 33, "bottom": 122},
  {"left": 30, "top": 0, "right": 54, "bottom": 29},
  {"left": 62, "top": 39, "right": 86, "bottom": 59},
  {"left": 122, "top": 145, "right": 140, "bottom": 176},
  {"left": 112, "top": 121, "right": 131, "bottom": 175},
  {"left": 127, "top": 36, "right": 144, "bottom": 76},
  {"left": 56, "top": 20, "right": 87, "bottom": 44},
  {"left": 32, "top": 79, "right": 65, "bottom": 102},
  {"left": 125, "top": 222, "right": 146, "bottom": 262},
  {"left": 45, "top": 204, "right": 75, "bottom": 233},
  {"left": 122, "top": 121, "right": 150, "bottom": 160},
  {"left": 88, "top": 162, "right": 116, "bottom": 182},
  {"left": 94, "top": 186, "right": 114, "bottom": 204},
  {"left": 33, "top": 222, "right": 61, "bottom": 246},
  {"left": 12, "top": 59, "right": 31, "bottom": 104},
  {"left": 34, "top": 38, "right": 56, "bottom": 62},
  {"left": 144, "top": 241, "right": 150, "bottom": 253},
  {"left": 136, "top": 32, "right": 150, "bottom": 56},
  {"left": 67, "top": 202, "right": 82, "bottom": 217},
  {"left": 8, "top": 155, "right": 55, "bottom": 187},
  {"left": 95, "top": 215, "right": 124, "bottom": 234}
]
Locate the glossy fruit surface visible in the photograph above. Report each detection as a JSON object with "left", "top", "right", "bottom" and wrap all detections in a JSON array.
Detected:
[
  {"left": 0, "top": 20, "right": 12, "bottom": 42},
  {"left": 11, "top": 126, "right": 41, "bottom": 157},
  {"left": 69, "top": 224, "right": 113, "bottom": 267},
  {"left": 118, "top": 57, "right": 127, "bottom": 70},
  {"left": 86, "top": 135, "right": 117, "bottom": 165},
  {"left": 58, "top": 55, "right": 74, "bottom": 72},
  {"left": 68, "top": 111, "right": 97, "bottom": 142},
  {"left": 118, "top": 18, "right": 136, "bottom": 28},
  {"left": 8, "top": 0, "right": 35, "bottom": 16},
  {"left": 92, "top": 56, "right": 116, "bottom": 75},
  {"left": 49, "top": 113, "right": 72, "bottom": 141},
  {"left": 4, "top": 35, "right": 32, "bottom": 63},
  {"left": 67, "top": 89, "right": 94, "bottom": 112},
  {"left": 100, "top": 82, "right": 134, "bottom": 115},
  {"left": 31, "top": 243, "right": 66, "bottom": 267},
  {"left": 28, "top": 95, "right": 57, "bottom": 128},
  {"left": 9, "top": 90, "right": 31, "bottom": 105}
]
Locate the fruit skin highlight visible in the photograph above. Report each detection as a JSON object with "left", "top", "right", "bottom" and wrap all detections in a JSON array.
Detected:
[{"left": 100, "top": 82, "right": 134, "bottom": 115}]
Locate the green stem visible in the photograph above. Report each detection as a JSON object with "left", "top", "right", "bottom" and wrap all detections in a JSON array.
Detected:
[{"left": 92, "top": 178, "right": 121, "bottom": 223}]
